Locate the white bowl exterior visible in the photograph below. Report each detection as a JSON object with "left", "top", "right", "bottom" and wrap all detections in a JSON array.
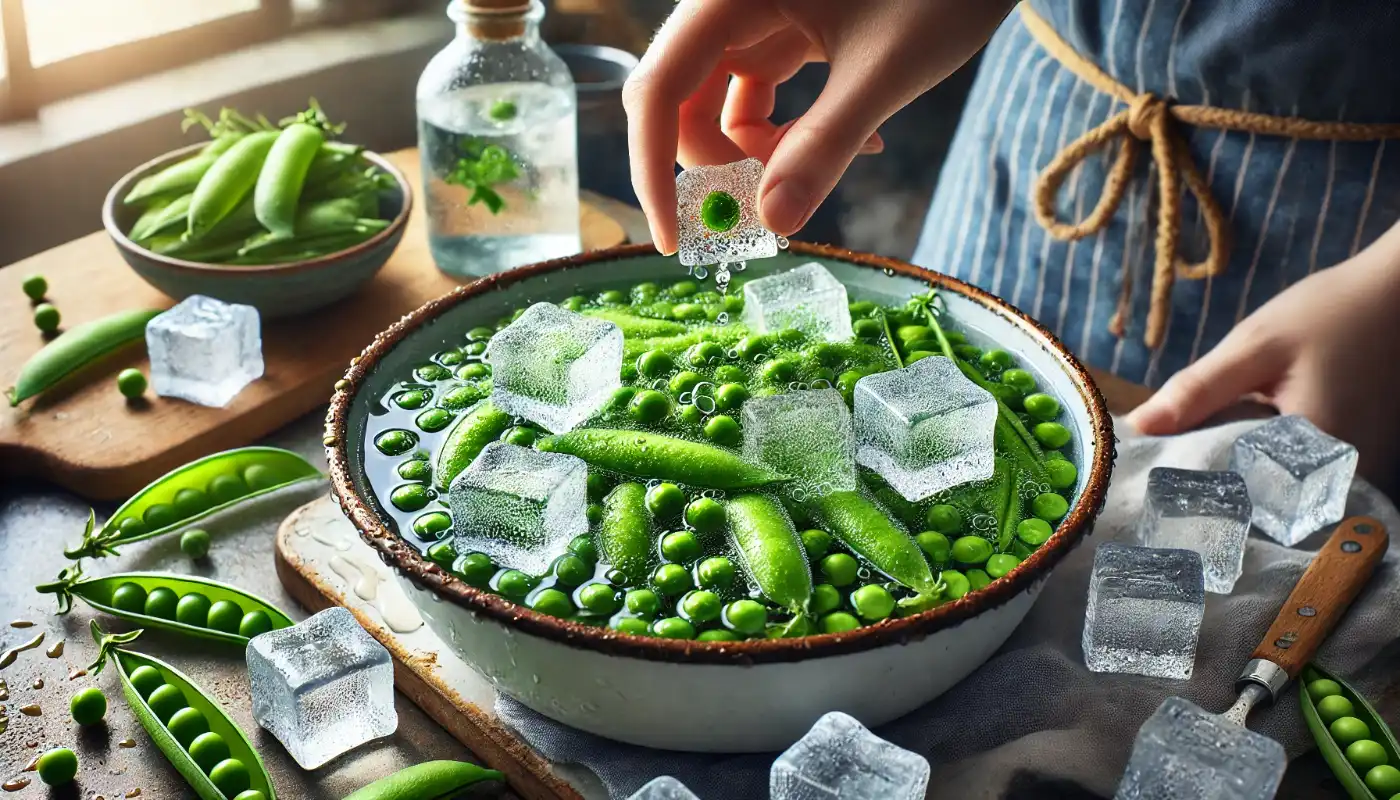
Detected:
[{"left": 399, "top": 569, "right": 1042, "bottom": 752}]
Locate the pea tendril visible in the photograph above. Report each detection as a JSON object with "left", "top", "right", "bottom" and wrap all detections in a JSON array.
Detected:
[{"left": 34, "top": 563, "right": 87, "bottom": 614}]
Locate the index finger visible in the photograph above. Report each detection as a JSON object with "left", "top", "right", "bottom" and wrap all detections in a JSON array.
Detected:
[{"left": 623, "top": 0, "right": 784, "bottom": 254}]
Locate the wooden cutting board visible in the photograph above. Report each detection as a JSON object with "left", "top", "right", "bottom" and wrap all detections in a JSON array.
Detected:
[{"left": 0, "top": 149, "right": 626, "bottom": 500}]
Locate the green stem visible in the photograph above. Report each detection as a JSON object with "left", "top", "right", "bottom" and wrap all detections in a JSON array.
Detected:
[
  {"left": 878, "top": 310, "right": 905, "bottom": 368},
  {"left": 997, "top": 465, "right": 1021, "bottom": 552}
]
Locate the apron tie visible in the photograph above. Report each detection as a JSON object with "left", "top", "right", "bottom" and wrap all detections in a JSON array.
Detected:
[{"left": 1019, "top": 3, "right": 1400, "bottom": 349}]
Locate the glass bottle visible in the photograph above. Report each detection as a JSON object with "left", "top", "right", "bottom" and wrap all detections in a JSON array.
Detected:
[{"left": 416, "top": 0, "right": 581, "bottom": 279}]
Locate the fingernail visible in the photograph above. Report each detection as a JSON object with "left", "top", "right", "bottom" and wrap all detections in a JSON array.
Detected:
[{"left": 761, "top": 180, "right": 812, "bottom": 235}]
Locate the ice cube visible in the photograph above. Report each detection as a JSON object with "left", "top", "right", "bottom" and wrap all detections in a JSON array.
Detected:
[
  {"left": 740, "top": 262, "right": 853, "bottom": 342},
  {"left": 676, "top": 157, "right": 779, "bottom": 268},
  {"left": 1229, "top": 415, "right": 1357, "bottom": 546},
  {"left": 246, "top": 607, "right": 396, "bottom": 769},
  {"left": 1115, "top": 696, "right": 1286, "bottom": 800},
  {"left": 628, "top": 776, "right": 701, "bottom": 800},
  {"left": 449, "top": 442, "right": 588, "bottom": 574},
  {"left": 771, "top": 711, "right": 930, "bottom": 800},
  {"left": 487, "top": 302, "right": 622, "bottom": 433},
  {"left": 146, "top": 294, "right": 263, "bottom": 407},
  {"left": 1137, "top": 468, "right": 1252, "bottom": 594},
  {"left": 742, "top": 388, "right": 858, "bottom": 500},
  {"left": 1082, "top": 543, "right": 1204, "bottom": 679},
  {"left": 853, "top": 356, "right": 997, "bottom": 501}
]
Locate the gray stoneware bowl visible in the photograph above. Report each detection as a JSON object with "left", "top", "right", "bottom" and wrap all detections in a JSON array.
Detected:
[
  {"left": 103, "top": 143, "right": 411, "bottom": 319},
  {"left": 325, "top": 244, "right": 1115, "bottom": 752}
]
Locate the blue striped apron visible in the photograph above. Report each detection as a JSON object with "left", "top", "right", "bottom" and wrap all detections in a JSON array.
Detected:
[{"left": 913, "top": 0, "right": 1400, "bottom": 387}]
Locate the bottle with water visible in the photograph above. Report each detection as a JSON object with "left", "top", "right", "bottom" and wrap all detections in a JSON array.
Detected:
[{"left": 417, "top": 0, "right": 581, "bottom": 279}]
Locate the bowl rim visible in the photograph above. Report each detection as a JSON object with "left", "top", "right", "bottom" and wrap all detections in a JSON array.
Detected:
[
  {"left": 102, "top": 141, "right": 413, "bottom": 273},
  {"left": 324, "top": 243, "right": 1116, "bottom": 665}
]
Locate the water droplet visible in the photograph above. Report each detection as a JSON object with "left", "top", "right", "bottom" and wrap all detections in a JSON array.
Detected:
[
  {"left": 716, "top": 312, "right": 729, "bottom": 324},
  {"left": 733, "top": 261, "right": 748, "bottom": 272},
  {"left": 692, "top": 266, "right": 709, "bottom": 279},
  {"left": 678, "top": 391, "right": 693, "bottom": 404},
  {"left": 881, "top": 267, "right": 895, "bottom": 276},
  {"left": 776, "top": 236, "right": 789, "bottom": 249}
]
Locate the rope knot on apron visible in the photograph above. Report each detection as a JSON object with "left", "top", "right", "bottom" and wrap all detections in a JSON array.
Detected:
[{"left": 1126, "top": 93, "right": 1165, "bottom": 141}]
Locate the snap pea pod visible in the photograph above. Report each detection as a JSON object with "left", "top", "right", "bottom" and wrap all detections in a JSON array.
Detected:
[
  {"left": 254, "top": 122, "right": 325, "bottom": 238},
  {"left": 131, "top": 193, "right": 193, "bottom": 242},
  {"left": 434, "top": 401, "right": 513, "bottom": 489},
  {"left": 65, "top": 447, "right": 322, "bottom": 560},
  {"left": 1300, "top": 663, "right": 1400, "bottom": 800},
  {"left": 124, "top": 134, "right": 244, "bottom": 205},
  {"left": 995, "top": 461, "right": 1022, "bottom": 552},
  {"left": 239, "top": 197, "right": 385, "bottom": 255},
  {"left": 622, "top": 326, "right": 749, "bottom": 361},
  {"left": 598, "top": 482, "right": 655, "bottom": 586},
  {"left": 342, "top": 760, "right": 502, "bottom": 800},
  {"left": 725, "top": 493, "right": 812, "bottom": 620},
  {"left": 38, "top": 565, "right": 293, "bottom": 645},
  {"left": 537, "top": 429, "right": 788, "bottom": 489},
  {"left": 129, "top": 196, "right": 176, "bottom": 241},
  {"left": 188, "top": 130, "right": 280, "bottom": 238},
  {"left": 807, "top": 490, "right": 942, "bottom": 602},
  {"left": 581, "top": 309, "right": 688, "bottom": 338},
  {"left": 89, "top": 622, "right": 278, "bottom": 800},
  {"left": 7, "top": 308, "right": 162, "bottom": 406}
]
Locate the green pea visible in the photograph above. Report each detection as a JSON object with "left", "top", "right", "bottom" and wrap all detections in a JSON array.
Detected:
[
  {"left": 672, "top": 404, "right": 701, "bottom": 426},
  {"left": 144, "top": 503, "right": 177, "bottom": 530},
  {"left": 687, "top": 341, "right": 726, "bottom": 367},
  {"left": 549, "top": 554, "right": 589, "bottom": 587},
  {"left": 1317, "top": 694, "right": 1356, "bottom": 725},
  {"left": 953, "top": 344, "right": 982, "bottom": 361},
  {"left": 412, "top": 506, "right": 449, "bottom": 537},
  {"left": 735, "top": 335, "right": 771, "bottom": 360},
  {"left": 724, "top": 599, "right": 767, "bottom": 635},
  {"left": 37, "top": 747, "right": 78, "bottom": 786},
  {"left": 680, "top": 590, "right": 723, "bottom": 623},
  {"left": 632, "top": 282, "right": 659, "bottom": 300},
  {"left": 560, "top": 295, "right": 587, "bottom": 311},
  {"left": 652, "top": 617, "right": 697, "bottom": 639},
  {"left": 200, "top": 599, "right": 241, "bottom": 633},
  {"left": 847, "top": 300, "right": 876, "bottom": 317},
  {"left": 761, "top": 358, "right": 798, "bottom": 383},
  {"left": 176, "top": 593, "right": 211, "bottom": 627},
  {"left": 1023, "top": 393, "right": 1061, "bottom": 420},
  {"left": 696, "top": 556, "right": 735, "bottom": 590},
  {"left": 587, "top": 503, "right": 605, "bottom": 525},
  {"left": 643, "top": 483, "right": 685, "bottom": 520},
  {"left": 1365, "top": 765, "right": 1400, "bottom": 797},
  {"left": 116, "top": 367, "right": 148, "bottom": 398},
  {"left": 147, "top": 683, "right": 188, "bottom": 722},
  {"left": 638, "top": 350, "right": 675, "bottom": 377},
  {"left": 211, "top": 758, "right": 252, "bottom": 797},
  {"left": 598, "top": 288, "right": 628, "bottom": 305},
  {"left": 951, "top": 536, "right": 993, "bottom": 565},
  {"left": 915, "top": 531, "right": 951, "bottom": 563},
  {"left": 942, "top": 569, "right": 971, "bottom": 599},
  {"left": 800, "top": 529, "right": 832, "bottom": 560},
  {"left": 416, "top": 408, "right": 455, "bottom": 433},
  {"left": 985, "top": 553, "right": 1021, "bottom": 578},
  {"left": 810, "top": 583, "right": 841, "bottom": 615},
  {"left": 821, "top": 553, "right": 859, "bottom": 587},
  {"left": 1329, "top": 716, "right": 1371, "bottom": 746},
  {"left": 205, "top": 473, "right": 244, "bottom": 506},
  {"left": 501, "top": 426, "right": 537, "bottom": 447},
  {"left": 1033, "top": 422, "right": 1071, "bottom": 449},
  {"left": 670, "top": 280, "right": 699, "bottom": 297},
  {"left": 684, "top": 497, "right": 725, "bottom": 533},
  {"left": 713, "top": 365, "right": 747, "bottom": 384},
  {"left": 852, "top": 318, "right": 882, "bottom": 339},
  {"left": 188, "top": 731, "right": 230, "bottom": 772},
  {"left": 34, "top": 302, "right": 60, "bottom": 332},
  {"left": 463, "top": 341, "right": 487, "bottom": 357},
  {"left": 673, "top": 303, "right": 706, "bottom": 321},
  {"left": 145, "top": 586, "right": 179, "bottom": 619},
  {"left": 118, "top": 516, "right": 147, "bottom": 539},
  {"left": 1032, "top": 493, "right": 1070, "bottom": 521},
  {"left": 606, "top": 386, "right": 638, "bottom": 412},
  {"left": 820, "top": 612, "right": 861, "bottom": 634},
  {"left": 715, "top": 382, "right": 750, "bottom": 411},
  {"left": 494, "top": 570, "right": 535, "bottom": 599},
  {"left": 238, "top": 610, "right": 273, "bottom": 638},
  {"left": 966, "top": 568, "right": 993, "bottom": 591},
  {"left": 651, "top": 563, "right": 693, "bottom": 596},
  {"left": 112, "top": 581, "right": 147, "bottom": 613},
  {"left": 1347, "top": 740, "right": 1389, "bottom": 773},
  {"left": 1001, "top": 372, "right": 1037, "bottom": 399},
  {"left": 578, "top": 583, "right": 620, "bottom": 614},
  {"left": 375, "top": 429, "right": 417, "bottom": 456},
  {"left": 129, "top": 665, "right": 164, "bottom": 698},
  {"left": 703, "top": 414, "right": 741, "bottom": 445},
  {"left": 1306, "top": 679, "right": 1343, "bottom": 700},
  {"left": 466, "top": 326, "right": 494, "bottom": 342},
  {"left": 976, "top": 349, "right": 1010, "bottom": 371},
  {"left": 661, "top": 530, "right": 702, "bottom": 564},
  {"left": 460, "top": 362, "right": 491, "bottom": 380},
  {"left": 1045, "top": 460, "right": 1078, "bottom": 491},
  {"left": 698, "top": 629, "right": 739, "bottom": 642},
  {"left": 851, "top": 584, "right": 895, "bottom": 621},
  {"left": 568, "top": 534, "right": 598, "bottom": 563},
  {"left": 529, "top": 588, "right": 574, "bottom": 618},
  {"left": 437, "top": 349, "right": 465, "bottom": 366},
  {"left": 391, "top": 483, "right": 432, "bottom": 512},
  {"left": 397, "top": 458, "right": 432, "bottom": 482},
  {"left": 180, "top": 528, "right": 211, "bottom": 559},
  {"left": 922, "top": 503, "right": 961, "bottom": 533},
  {"left": 612, "top": 617, "right": 651, "bottom": 635},
  {"left": 452, "top": 553, "right": 494, "bottom": 586},
  {"left": 666, "top": 371, "right": 702, "bottom": 397},
  {"left": 625, "top": 588, "right": 661, "bottom": 618},
  {"left": 1017, "top": 518, "right": 1054, "bottom": 546},
  {"left": 415, "top": 363, "right": 451, "bottom": 382},
  {"left": 167, "top": 706, "right": 209, "bottom": 746},
  {"left": 629, "top": 389, "right": 671, "bottom": 423},
  {"left": 70, "top": 686, "right": 107, "bottom": 725},
  {"left": 22, "top": 274, "right": 47, "bottom": 301},
  {"left": 426, "top": 541, "right": 457, "bottom": 567}
]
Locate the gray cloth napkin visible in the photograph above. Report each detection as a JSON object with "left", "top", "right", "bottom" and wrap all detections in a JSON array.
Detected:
[{"left": 496, "top": 419, "right": 1400, "bottom": 799}]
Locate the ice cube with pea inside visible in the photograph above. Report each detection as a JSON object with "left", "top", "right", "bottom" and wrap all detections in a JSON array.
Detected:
[
  {"left": 487, "top": 302, "right": 622, "bottom": 433},
  {"left": 675, "top": 157, "right": 778, "bottom": 268},
  {"left": 1228, "top": 415, "right": 1357, "bottom": 546},
  {"left": 742, "top": 387, "right": 858, "bottom": 499},
  {"left": 628, "top": 776, "right": 701, "bottom": 800},
  {"left": 741, "top": 262, "right": 854, "bottom": 342},
  {"left": 1115, "top": 695, "right": 1285, "bottom": 800},
  {"left": 853, "top": 355, "right": 997, "bottom": 501},
  {"left": 1137, "top": 467, "right": 1251, "bottom": 594},
  {"left": 1082, "top": 543, "right": 1204, "bottom": 679},
  {"left": 770, "top": 711, "right": 930, "bottom": 800},
  {"left": 245, "top": 606, "right": 397, "bottom": 770},
  {"left": 449, "top": 441, "right": 588, "bottom": 575},
  {"left": 146, "top": 294, "right": 263, "bottom": 407}
]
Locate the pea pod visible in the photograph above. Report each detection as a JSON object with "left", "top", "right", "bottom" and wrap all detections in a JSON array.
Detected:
[
  {"left": 598, "top": 482, "right": 655, "bottom": 585},
  {"left": 1300, "top": 663, "right": 1400, "bottom": 800},
  {"left": 88, "top": 622, "right": 277, "bottom": 800},
  {"left": 807, "top": 490, "right": 942, "bottom": 602},
  {"left": 130, "top": 193, "right": 193, "bottom": 242},
  {"left": 995, "top": 461, "right": 1022, "bottom": 552},
  {"left": 38, "top": 565, "right": 293, "bottom": 645},
  {"left": 342, "top": 760, "right": 502, "bottom": 800},
  {"left": 622, "top": 326, "right": 748, "bottom": 361},
  {"left": 581, "top": 309, "right": 689, "bottom": 338},
  {"left": 129, "top": 196, "right": 176, "bottom": 241},
  {"left": 65, "top": 447, "right": 323, "bottom": 560},
  {"left": 7, "top": 308, "right": 162, "bottom": 406},
  {"left": 434, "top": 401, "right": 512, "bottom": 489},
  {"left": 254, "top": 122, "right": 325, "bottom": 238},
  {"left": 537, "top": 429, "right": 788, "bottom": 490},
  {"left": 188, "top": 130, "right": 280, "bottom": 238},
  {"left": 726, "top": 493, "right": 812, "bottom": 618},
  {"left": 124, "top": 134, "right": 244, "bottom": 205}
]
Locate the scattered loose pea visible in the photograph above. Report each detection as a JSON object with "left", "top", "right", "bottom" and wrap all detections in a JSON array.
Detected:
[
  {"left": 34, "top": 302, "right": 60, "bottom": 333},
  {"left": 1001, "top": 368, "right": 1036, "bottom": 394},
  {"left": 37, "top": 747, "right": 78, "bottom": 786},
  {"left": 1046, "top": 460, "right": 1078, "bottom": 490},
  {"left": 1017, "top": 518, "right": 1054, "bottom": 546},
  {"left": 598, "top": 288, "right": 628, "bottom": 305},
  {"left": 455, "top": 553, "right": 496, "bottom": 586},
  {"left": 713, "top": 365, "right": 746, "bottom": 384},
  {"left": 390, "top": 484, "right": 432, "bottom": 512},
  {"left": 698, "top": 629, "right": 739, "bottom": 642},
  {"left": 70, "top": 686, "right": 107, "bottom": 725},
  {"left": 426, "top": 541, "right": 457, "bottom": 567},
  {"left": 761, "top": 358, "right": 798, "bottom": 383},
  {"left": 980, "top": 349, "right": 1013, "bottom": 371},
  {"left": 687, "top": 341, "right": 726, "bottom": 366},
  {"left": 569, "top": 534, "right": 598, "bottom": 563},
  {"left": 501, "top": 426, "right": 537, "bottom": 446},
  {"left": 180, "top": 528, "right": 211, "bottom": 559},
  {"left": 637, "top": 350, "right": 674, "bottom": 378},
  {"left": 586, "top": 503, "right": 605, "bottom": 525},
  {"left": 810, "top": 583, "right": 841, "bottom": 615},
  {"left": 117, "top": 368, "right": 148, "bottom": 399},
  {"left": 1032, "top": 493, "right": 1070, "bottom": 521},
  {"left": 966, "top": 569, "right": 992, "bottom": 591},
  {"left": 22, "top": 274, "right": 47, "bottom": 301},
  {"left": 669, "top": 370, "right": 705, "bottom": 395},
  {"left": 704, "top": 415, "right": 740, "bottom": 445},
  {"left": 612, "top": 617, "right": 650, "bottom": 635},
  {"left": 715, "top": 382, "right": 749, "bottom": 411},
  {"left": 645, "top": 483, "right": 685, "bottom": 519},
  {"left": 1023, "top": 393, "right": 1061, "bottom": 420},
  {"left": 852, "top": 318, "right": 882, "bottom": 339},
  {"left": 398, "top": 459, "right": 432, "bottom": 482},
  {"left": 494, "top": 570, "right": 535, "bottom": 599},
  {"left": 416, "top": 408, "right": 455, "bottom": 433}
]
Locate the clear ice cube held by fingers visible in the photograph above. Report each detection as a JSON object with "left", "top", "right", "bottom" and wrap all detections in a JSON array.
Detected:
[
  {"left": 741, "top": 262, "right": 854, "bottom": 341},
  {"left": 675, "top": 158, "right": 778, "bottom": 268},
  {"left": 146, "top": 294, "right": 263, "bottom": 407},
  {"left": 1229, "top": 415, "right": 1357, "bottom": 546},
  {"left": 487, "top": 302, "right": 622, "bottom": 432},
  {"left": 1115, "top": 696, "right": 1285, "bottom": 800},
  {"left": 1137, "top": 467, "right": 1252, "bottom": 594},
  {"left": 1082, "top": 543, "right": 1205, "bottom": 679},
  {"left": 770, "top": 711, "right": 930, "bottom": 800}
]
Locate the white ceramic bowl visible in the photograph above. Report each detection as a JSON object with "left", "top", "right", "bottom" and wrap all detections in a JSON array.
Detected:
[{"left": 325, "top": 244, "right": 1115, "bottom": 752}]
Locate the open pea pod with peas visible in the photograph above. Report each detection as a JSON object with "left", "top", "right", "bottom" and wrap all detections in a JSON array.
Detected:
[
  {"left": 65, "top": 446, "right": 322, "bottom": 560},
  {"left": 89, "top": 621, "right": 277, "bottom": 800},
  {"left": 1301, "top": 663, "right": 1400, "bottom": 800},
  {"left": 38, "top": 565, "right": 293, "bottom": 645}
]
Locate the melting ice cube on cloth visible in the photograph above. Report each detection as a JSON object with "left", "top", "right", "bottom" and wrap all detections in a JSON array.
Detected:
[
  {"left": 487, "top": 302, "right": 622, "bottom": 433},
  {"left": 1137, "top": 467, "right": 1251, "bottom": 594},
  {"left": 770, "top": 711, "right": 930, "bottom": 800},
  {"left": 1082, "top": 543, "right": 1205, "bottom": 679},
  {"left": 740, "top": 262, "right": 854, "bottom": 342},
  {"left": 628, "top": 776, "right": 701, "bottom": 799},
  {"left": 742, "top": 387, "right": 858, "bottom": 499},
  {"left": 146, "top": 294, "right": 263, "bottom": 407},
  {"left": 1115, "top": 696, "right": 1285, "bottom": 800},
  {"left": 1229, "top": 415, "right": 1357, "bottom": 546},
  {"left": 675, "top": 157, "right": 778, "bottom": 269},
  {"left": 246, "top": 607, "right": 397, "bottom": 769}
]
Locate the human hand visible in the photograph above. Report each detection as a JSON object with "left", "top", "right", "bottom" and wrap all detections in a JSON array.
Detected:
[
  {"left": 1125, "top": 223, "right": 1400, "bottom": 481},
  {"left": 623, "top": 0, "right": 1015, "bottom": 253}
]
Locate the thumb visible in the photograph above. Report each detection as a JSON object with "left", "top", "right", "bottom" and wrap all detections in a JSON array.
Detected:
[{"left": 1125, "top": 332, "right": 1288, "bottom": 436}]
